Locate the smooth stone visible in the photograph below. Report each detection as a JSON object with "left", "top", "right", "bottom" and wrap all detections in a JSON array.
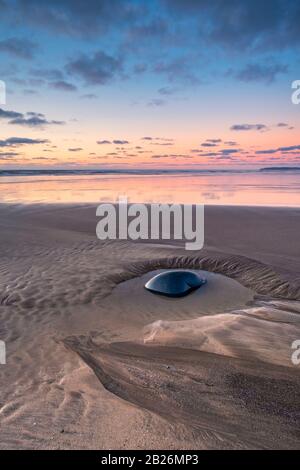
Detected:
[{"left": 144, "top": 270, "right": 207, "bottom": 298}]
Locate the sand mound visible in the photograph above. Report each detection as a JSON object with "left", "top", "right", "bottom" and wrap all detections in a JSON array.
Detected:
[{"left": 64, "top": 337, "right": 300, "bottom": 449}]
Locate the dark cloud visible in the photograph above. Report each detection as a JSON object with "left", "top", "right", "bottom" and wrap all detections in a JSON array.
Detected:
[
  {"left": 10, "top": 116, "right": 65, "bottom": 128},
  {"left": 141, "top": 136, "right": 153, "bottom": 140},
  {"left": 0, "top": 108, "right": 23, "bottom": 119},
  {"left": 2, "top": 0, "right": 141, "bottom": 37},
  {"left": 32, "top": 156, "right": 57, "bottom": 161},
  {"left": 234, "top": 62, "right": 287, "bottom": 83},
  {"left": 158, "top": 86, "right": 178, "bottom": 95},
  {"left": 49, "top": 80, "right": 77, "bottom": 92},
  {"left": 0, "top": 108, "right": 65, "bottom": 128},
  {"left": 126, "top": 18, "right": 168, "bottom": 44},
  {"left": 206, "top": 139, "right": 222, "bottom": 143},
  {"left": 194, "top": 147, "right": 241, "bottom": 157},
  {"left": 68, "top": 147, "right": 82, "bottom": 152},
  {"left": 230, "top": 123, "right": 268, "bottom": 131},
  {"left": 0, "top": 137, "right": 49, "bottom": 147},
  {"left": 220, "top": 148, "right": 240, "bottom": 155},
  {"left": 133, "top": 63, "right": 148, "bottom": 74},
  {"left": 256, "top": 144, "right": 300, "bottom": 154},
  {"left": 97, "top": 140, "right": 111, "bottom": 145},
  {"left": 201, "top": 142, "right": 218, "bottom": 147},
  {"left": 200, "top": 152, "right": 219, "bottom": 157},
  {"left": 277, "top": 122, "right": 289, "bottom": 127},
  {"left": 113, "top": 139, "right": 129, "bottom": 145},
  {"left": 0, "top": 37, "right": 38, "bottom": 59},
  {"left": 255, "top": 149, "right": 278, "bottom": 155},
  {"left": 164, "top": 0, "right": 300, "bottom": 51},
  {"left": 66, "top": 51, "right": 123, "bottom": 85}
]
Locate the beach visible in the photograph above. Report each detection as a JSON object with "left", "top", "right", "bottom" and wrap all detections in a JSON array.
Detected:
[
  {"left": 0, "top": 203, "right": 299, "bottom": 449},
  {"left": 1, "top": 0, "right": 300, "bottom": 456}
]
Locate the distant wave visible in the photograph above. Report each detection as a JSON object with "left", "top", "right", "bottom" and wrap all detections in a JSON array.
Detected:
[
  {"left": 0, "top": 168, "right": 258, "bottom": 177},
  {"left": 1, "top": 167, "right": 299, "bottom": 177}
]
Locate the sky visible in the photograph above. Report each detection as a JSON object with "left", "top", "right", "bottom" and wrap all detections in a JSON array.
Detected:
[{"left": 0, "top": 0, "right": 300, "bottom": 170}]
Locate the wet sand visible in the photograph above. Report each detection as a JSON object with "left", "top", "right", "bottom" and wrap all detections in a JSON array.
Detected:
[{"left": 0, "top": 204, "right": 299, "bottom": 449}]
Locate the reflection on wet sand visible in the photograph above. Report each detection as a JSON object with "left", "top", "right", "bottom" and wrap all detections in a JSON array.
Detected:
[{"left": 0, "top": 171, "right": 300, "bottom": 205}]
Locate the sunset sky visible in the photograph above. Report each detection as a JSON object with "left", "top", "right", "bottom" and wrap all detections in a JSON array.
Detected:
[{"left": 0, "top": 0, "right": 300, "bottom": 169}]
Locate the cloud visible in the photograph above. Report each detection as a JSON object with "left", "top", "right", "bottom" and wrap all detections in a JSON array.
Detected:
[
  {"left": 164, "top": 0, "right": 300, "bottom": 52},
  {"left": 0, "top": 108, "right": 23, "bottom": 119},
  {"left": 10, "top": 116, "right": 65, "bottom": 128},
  {"left": 224, "top": 140, "right": 237, "bottom": 145},
  {"left": 126, "top": 18, "right": 169, "bottom": 49},
  {"left": 66, "top": 50, "right": 123, "bottom": 85},
  {"left": 68, "top": 147, "right": 82, "bottom": 152},
  {"left": 4, "top": 0, "right": 141, "bottom": 37},
  {"left": 0, "top": 137, "right": 49, "bottom": 147},
  {"left": 277, "top": 122, "right": 289, "bottom": 127},
  {"left": 0, "top": 37, "right": 38, "bottom": 59},
  {"left": 230, "top": 123, "right": 268, "bottom": 131},
  {"left": 113, "top": 139, "right": 129, "bottom": 144},
  {"left": 220, "top": 148, "right": 240, "bottom": 155},
  {"left": 0, "top": 108, "right": 65, "bottom": 128},
  {"left": 30, "top": 68, "right": 64, "bottom": 80},
  {"left": 81, "top": 93, "right": 97, "bottom": 99},
  {"left": 255, "top": 149, "right": 278, "bottom": 155},
  {"left": 154, "top": 58, "right": 199, "bottom": 84},
  {"left": 158, "top": 86, "right": 178, "bottom": 95},
  {"left": 217, "top": 155, "right": 234, "bottom": 160},
  {"left": 256, "top": 144, "right": 300, "bottom": 154},
  {"left": 150, "top": 142, "right": 174, "bottom": 146},
  {"left": 193, "top": 147, "right": 241, "bottom": 158},
  {"left": 49, "top": 80, "right": 77, "bottom": 92},
  {"left": 156, "top": 137, "right": 174, "bottom": 142},
  {"left": 133, "top": 63, "right": 148, "bottom": 74},
  {"left": 199, "top": 152, "right": 219, "bottom": 157},
  {"left": 151, "top": 153, "right": 192, "bottom": 160},
  {"left": 0, "top": 151, "right": 20, "bottom": 159},
  {"left": 206, "top": 139, "right": 222, "bottom": 143},
  {"left": 201, "top": 142, "right": 218, "bottom": 147},
  {"left": 97, "top": 140, "right": 111, "bottom": 145},
  {"left": 151, "top": 154, "right": 171, "bottom": 159},
  {"left": 147, "top": 98, "right": 166, "bottom": 107},
  {"left": 141, "top": 136, "right": 153, "bottom": 140},
  {"left": 234, "top": 62, "right": 287, "bottom": 83}
]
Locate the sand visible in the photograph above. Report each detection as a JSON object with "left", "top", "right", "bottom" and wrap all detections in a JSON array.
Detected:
[{"left": 0, "top": 204, "right": 299, "bottom": 449}]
